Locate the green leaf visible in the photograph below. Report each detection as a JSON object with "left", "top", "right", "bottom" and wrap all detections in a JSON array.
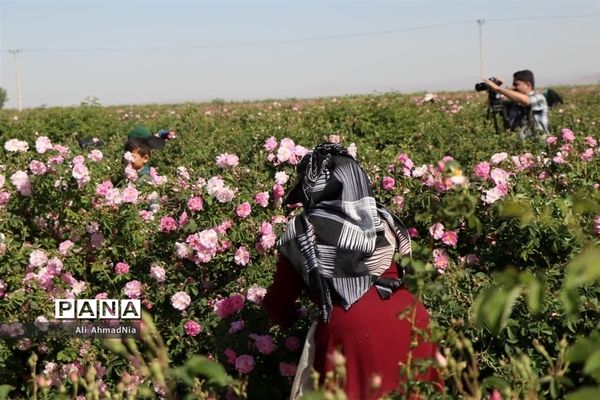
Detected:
[
  {"left": 583, "top": 350, "right": 600, "bottom": 377},
  {"left": 0, "top": 385, "right": 14, "bottom": 400},
  {"left": 185, "top": 355, "right": 232, "bottom": 387},
  {"left": 481, "top": 376, "right": 510, "bottom": 391},
  {"left": 474, "top": 284, "right": 522, "bottom": 334},
  {"left": 566, "top": 387, "right": 600, "bottom": 400},
  {"left": 527, "top": 277, "right": 544, "bottom": 314},
  {"left": 565, "top": 247, "right": 600, "bottom": 289}
]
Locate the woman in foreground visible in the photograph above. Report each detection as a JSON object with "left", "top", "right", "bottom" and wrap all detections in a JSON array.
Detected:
[{"left": 263, "top": 143, "right": 443, "bottom": 399}]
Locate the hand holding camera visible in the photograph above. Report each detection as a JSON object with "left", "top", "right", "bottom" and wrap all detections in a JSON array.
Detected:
[{"left": 475, "top": 77, "right": 503, "bottom": 93}]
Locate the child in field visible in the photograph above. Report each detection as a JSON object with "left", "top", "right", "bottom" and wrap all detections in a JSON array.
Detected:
[{"left": 123, "top": 126, "right": 167, "bottom": 180}]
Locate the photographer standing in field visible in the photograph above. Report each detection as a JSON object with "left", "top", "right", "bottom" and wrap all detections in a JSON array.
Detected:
[{"left": 483, "top": 69, "right": 549, "bottom": 141}]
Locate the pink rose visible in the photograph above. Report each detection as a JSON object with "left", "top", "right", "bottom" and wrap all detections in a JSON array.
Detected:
[
  {"left": 264, "top": 136, "right": 278, "bottom": 152},
  {"left": 124, "top": 280, "right": 142, "bottom": 299},
  {"left": 584, "top": 136, "right": 597, "bottom": 148},
  {"left": 432, "top": 248, "right": 449, "bottom": 273},
  {"left": 234, "top": 247, "right": 250, "bottom": 266},
  {"left": 473, "top": 161, "right": 490, "bottom": 180},
  {"left": 441, "top": 231, "right": 458, "bottom": 247},
  {"left": 150, "top": 265, "right": 166, "bottom": 283},
  {"left": 546, "top": 135, "right": 557, "bottom": 145},
  {"left": 246, "top": 285, "right": 266, "bottom": 304},
  {"left": 255, "top": 191, "right": 270, "bottom": 208},
  {"left": 272, "top": 184, "right": 285, "bottom": 200},
  {"left": 228, "top": 320, "right": 245, "bottom": 334},
  {"left": 29, "top": 160, "right": 47, "bottom": 176},
  {"left": 35, "top": 136, "right": 53, "bottom": 153},
  {"left": 235, "top": 355, "right": 255, "bottom": 374},
  {"left": 593, "top": 215, "right": 600, "bottom": 236},
  {"left": 114, "top": 262, "right": 130, "bottom": 275},
  {"left": 407, "top": 227, "right": 420, "bottom": 238},
  {"left": 59, "top": 240, "right": 75, "bottom": 256},
  {"left": 250, "top": 334, "right": 276, "bottom": 354},
  {"left": 279, "top": 362, "right": 297, "bottom": 377},
  {"left": 429, "top": 223, "right": 445, "bottom": 240},
  {"left": 561, "top": 128, "right": 575, "bottom": 142},
  {"left": 184, "top": 320, "right": 202, "bottom": 336},
  {"left": 159, "top": 216, "right": 178, "bottom": 233},
  {"left": 381, "top": 176, "right": 395, "bottom": 191},
  {"left": 171, "top": 291, "right": 192, "bottom": 311},
  {"left": 236, "top": 202, "right": 252, "bottom": 218},
  {"left": 581, "top": 148, "right": 594, "bottom": 162},
  {"left": 187, "top": 196, "right": 204, "bottom": 212},
  {"left": 214, "top": 294, "right": 245, "bottom": 318},
  {"left": 224, "top": 348, "right": 237, "bottom": 364},
  {"left": 285, "top": 336, "right": 300, "bottom": 351}
]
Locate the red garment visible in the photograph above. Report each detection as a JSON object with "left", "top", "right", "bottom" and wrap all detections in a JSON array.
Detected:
[{"left": 263, "top": 256, "right": 443, "bottom": 400}]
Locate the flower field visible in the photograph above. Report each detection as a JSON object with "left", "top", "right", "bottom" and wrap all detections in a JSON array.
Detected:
[{"left": 0, "top": 86, "right": 599, "bottom": 399}]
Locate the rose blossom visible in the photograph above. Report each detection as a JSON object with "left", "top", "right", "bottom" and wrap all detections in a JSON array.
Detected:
[
  {"left": 272, "top": 183, "right": 285, "bottom": 200},
  {"left": 490, "top": 152, "right": 508, "bottom": 164},
  {"left": 184, "top": 320, "right": 202, "bottom": 336},
  {"left": 593, "top": 215, "right": 600, "bottom": 236},
  {"left": 229, "top": 320, "right": 245, "bottom": 334},
  {"left": 215, "top": 153, "right": 239, "bottom": 168},
  {"left": 150, "top": 265, "right": 166, "bottom": 282},
  {"left": 255, "top": 191, "right": 269, "bottom": 207},
  {"left": 250, "top": 334, "right": 276, "bottom": 354},
  {"left": 124, "top": 280, "right": 142, "bottom": 299},
  {"left": 10, "top": 171, "right": 32, "bottom": 196},
  {"left": 35, "top": 137, "right": 53, "bottom": 153},
  {"left": 234, "top": 246, "right": 250, "bottom": 266},
  {"left": 29, "top": 160, "right": 47, "bottom": 176},
  {"left": 246, "top": 285, "right": 267, "bottom": 304},
  {"left": 114, "top": 262, "right": 130, "bottom": 275},
  {"left": 581, "top": 148, "right": 594, "bottom": 161},
  {"left": 214, "top": 294, "right": 245, "bottom": 318},
  {"left": 285, "top": 336, "right": 300, "bottom": 351},
  {"left": 235, "top": 355, "right": 255, "bottom": 374},
  {"left": 562, "top": 128, "right": 575, "bottom": 142},
  {"left": 121, "top": 185, "right": 139, "bottom": 204},
  {"left": 279, "top": 362, "right": 297, "bottom": 377},
  {"left": 584, "top": 136, "right": 597, "bottom": 148},
  {"left": 264, "top": 136, "right": 278, "bottom": 152},
  {"left": 4, "top": 139, "right": 29, "bottom": 152},
  {"left": 159, "top": 216, "right": 178, "bottom": 233},
  {"left": 236, "top": 202, "right": 252, "bottom": 218},
  {"left": 429, "top": 223, "right": 445, "bottom": 240},
  {"left": 433, "top": 248, "right": 449, "bottom": 273},
  {"left": 346, "top": 143, "right": 357, "bottom": 158},
  {"left": 381, "top": 176, "right": 395, "bottom": 191},
  {"left": 275, "top": 171, "right": 289, "bottom": 185},
  {"left": 187, "top": 196, "right": 204, "bottom": 212},
  {"left": 171, "top": 291, "right": 192, "bottom": 311},
  {"left": 474, "top": 161, "right": 490, "bottom": 180},
  {"left": 441, "top": 231, "right": 458, "bottom": 247}
]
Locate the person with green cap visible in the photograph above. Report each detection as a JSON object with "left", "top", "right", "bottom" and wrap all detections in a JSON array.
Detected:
[{"left": 123, "top": 126, "right": 168, "bottom": 178}]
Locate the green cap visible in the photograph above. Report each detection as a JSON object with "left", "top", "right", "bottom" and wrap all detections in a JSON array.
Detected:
[
  {"left": 127, "top": 126, "right": 166, "bottom": 150},
  {"left": 128, "top": 126, "right": 153, "bottom": 140}
]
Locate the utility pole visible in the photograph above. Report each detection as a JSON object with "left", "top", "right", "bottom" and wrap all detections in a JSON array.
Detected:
[
  {"left": 477, "top": 19, "right": 485, "bottom": 80},
  {"left": 9, "top": 49, "right": 23, "bottom": 111}
]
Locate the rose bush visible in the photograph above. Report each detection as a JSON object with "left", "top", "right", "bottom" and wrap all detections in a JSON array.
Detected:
[{"left": 0, "top": 86, "right": 599, "bottom": 399}]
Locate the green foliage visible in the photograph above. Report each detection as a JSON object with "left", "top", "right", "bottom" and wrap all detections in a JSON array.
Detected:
[{"left": 0, "top": 85, "right": 599, "bottom": 399}]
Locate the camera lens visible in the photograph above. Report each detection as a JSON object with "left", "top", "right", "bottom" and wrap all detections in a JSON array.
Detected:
[{"left": 475, "top": 82, "right": 488, "bottom": 92}]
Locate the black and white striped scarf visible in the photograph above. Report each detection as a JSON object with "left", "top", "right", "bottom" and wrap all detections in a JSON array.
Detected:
[{"left": 278, "top": 143, "right": 411, "bottom": 322}]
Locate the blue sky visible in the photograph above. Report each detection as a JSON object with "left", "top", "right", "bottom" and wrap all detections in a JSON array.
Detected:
[{"left": 1, "top": 0, "right": 599, "bottom": 108}]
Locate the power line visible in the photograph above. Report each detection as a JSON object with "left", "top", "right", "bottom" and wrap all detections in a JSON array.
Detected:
[{"left": 1, "top": 11, "right": 599, "bottom": 54}]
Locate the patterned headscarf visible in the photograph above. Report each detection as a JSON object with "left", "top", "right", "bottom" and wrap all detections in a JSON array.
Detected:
[{"left": 278, "top": 143, "right": 411, "bottom": 322}]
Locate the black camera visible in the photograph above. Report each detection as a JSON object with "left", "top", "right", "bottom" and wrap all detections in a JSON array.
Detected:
[{"left": 475, "top": 77, "right": 503, "bottom": 92}]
